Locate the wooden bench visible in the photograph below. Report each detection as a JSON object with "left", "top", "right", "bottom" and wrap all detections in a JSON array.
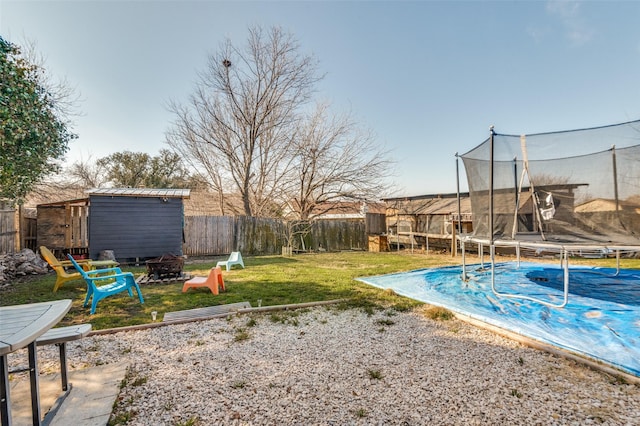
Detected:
[{"left": 36, "top": 324, "right": 92, "bottom": 392}]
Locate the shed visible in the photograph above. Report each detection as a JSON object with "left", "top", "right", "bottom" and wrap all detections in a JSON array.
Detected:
[
  {"left": 36, "top": 198, "right": 90, "bottom": 256},
  {"left": 87, "top": 188, "right": 191, "bottom": 261}
]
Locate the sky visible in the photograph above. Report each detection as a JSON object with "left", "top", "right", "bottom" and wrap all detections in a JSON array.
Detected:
[{"left": 1, "top": 0, "right": 639, "bottom": 197}]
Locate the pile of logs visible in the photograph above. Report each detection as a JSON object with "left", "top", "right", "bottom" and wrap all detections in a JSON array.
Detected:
[{"left": 0, "top": 248, "right": 49, "bottom": 288}]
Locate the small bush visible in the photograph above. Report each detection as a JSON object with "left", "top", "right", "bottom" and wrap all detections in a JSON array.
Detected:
[
  {"left": 131, "top": 376, "right": 148, "bottom": 387},
  {"left": 368, "top": 369, "right": 383, "bottom": 380},
  {"left": 175, "top": 417, "right": 200, "bottom": 426},
  {"left": 424, "top": 306, "right": 454, "bottom": 321},
  {"left": 234, "top": 329, "right": 250, "bottom": 342}
]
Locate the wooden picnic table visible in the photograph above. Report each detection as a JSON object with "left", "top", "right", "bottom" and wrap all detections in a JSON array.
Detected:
[{"left": 0, "top": 299, "right": 72, "bottom": 426}]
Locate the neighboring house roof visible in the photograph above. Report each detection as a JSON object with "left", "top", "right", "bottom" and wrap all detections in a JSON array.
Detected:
[
  {"left": 86, "top": 188, "right": 191, "bottom": 199},
  {"left": 386, "top": 195, "right": 472, "bottom": 216},
  {"left": 183, "top": 190, "right": 245, "bottom": 216},
  {"left": 575, "top": 198, "right": 640, "bottom": 213},
  {"left": 310, "top": 201, "right": 386, "bottom": 219},
  {"left": 382, "top": 192, "right": 467, "bottom": 202},
  {"left": 23, "top": 184, "right": 88, "bottom": 208},
  {"left": 281, "top": 200, "right": 386, "bottom": 220}
]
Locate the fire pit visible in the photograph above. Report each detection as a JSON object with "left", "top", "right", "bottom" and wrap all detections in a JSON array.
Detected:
[{"left": 146, "top": 253, "right": 184, "bottom": 280}]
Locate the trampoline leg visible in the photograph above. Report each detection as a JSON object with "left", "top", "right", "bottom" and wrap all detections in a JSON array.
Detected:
[
  {"left": 490, "top": 244, "right": 496, "bottom": 291},
  {"left": 461, "top": 239, "right": 467, "bottom": 281},
  {"left": 561, "top": 249, "right": 569, "bottom": 308}
]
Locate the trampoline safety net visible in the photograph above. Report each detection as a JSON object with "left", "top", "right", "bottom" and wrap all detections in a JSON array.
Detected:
[{"left": 460, "top": 119, "right": 640, "bottom": 247}]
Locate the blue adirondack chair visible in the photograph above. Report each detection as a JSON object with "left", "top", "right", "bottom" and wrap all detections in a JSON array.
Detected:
[{"left": 67, "top": 254, "right": 144, "bottom": 314}]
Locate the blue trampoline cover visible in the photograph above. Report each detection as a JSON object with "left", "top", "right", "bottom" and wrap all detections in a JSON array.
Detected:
[{"left": 358, "top": 262, "right": 640, "bottom": 377}]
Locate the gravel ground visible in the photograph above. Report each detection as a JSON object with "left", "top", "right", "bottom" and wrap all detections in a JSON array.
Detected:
[{"left": 11, "top": 305, "right": 640, "bottom": 425}]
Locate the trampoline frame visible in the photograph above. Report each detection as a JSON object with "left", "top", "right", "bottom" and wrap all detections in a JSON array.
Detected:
[{"left": 460, "top": 236, "right": 640, "bottom": 308}]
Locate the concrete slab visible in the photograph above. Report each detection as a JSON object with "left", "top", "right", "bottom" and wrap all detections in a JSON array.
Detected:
[
  {"left": 9, "top": 370, "right": 63, "bottom": 426},
  {"left": 8, "top": 363, "right": 128, "bottom": 426}
]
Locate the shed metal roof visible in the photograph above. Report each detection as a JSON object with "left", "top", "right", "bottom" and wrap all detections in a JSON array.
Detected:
[{"left": 86, "top": 188, "right": 191, "bottom": 199}]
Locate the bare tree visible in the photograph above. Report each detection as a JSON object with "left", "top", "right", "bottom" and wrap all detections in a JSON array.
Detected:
[
  {"left": 288, "top": 102, "right": 394, "bottom": 220},
  {"left": 167, "top": 121, "right": 229, "bottom": 214},
  {"left": 167, "top": 25, "right": 321, "bottom": 216},
  {"left": 65, "top": 155, "right": 109, "bottom": 188}
]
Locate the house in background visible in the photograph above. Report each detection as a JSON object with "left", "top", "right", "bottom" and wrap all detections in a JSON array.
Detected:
[
  {"left": 574, "top": 198, "right": 640, "bottom": 238},
  {"left": 383, "top": 192, "right": 472, "bottom": 250}
]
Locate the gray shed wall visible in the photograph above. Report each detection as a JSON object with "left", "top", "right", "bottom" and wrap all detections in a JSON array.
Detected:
[{"left": 89, "top": 195, "right": 184, "bottom": 260}]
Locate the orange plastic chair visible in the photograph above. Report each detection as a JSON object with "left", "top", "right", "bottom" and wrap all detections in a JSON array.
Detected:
[{"left": 182, "top": 266, "right": 226, "bottom": 295}]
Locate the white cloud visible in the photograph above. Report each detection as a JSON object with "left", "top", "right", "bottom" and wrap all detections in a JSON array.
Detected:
[
  {"left": 546, "top": 0, "right": 594, "bottom": 46},
  {"left": 526, "top": 24, "right": 550, "bottom": 44}
]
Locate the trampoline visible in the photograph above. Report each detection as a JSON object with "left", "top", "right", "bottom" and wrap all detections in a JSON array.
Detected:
[
  {"left": 357, "top": 262, "right": 640, "bottom": 377},
  {"left": 455, "top": 119, "right": 640, "bottom": 307},
  {"left": 360, "top": 119, "right": 640, "bottom": 377}
]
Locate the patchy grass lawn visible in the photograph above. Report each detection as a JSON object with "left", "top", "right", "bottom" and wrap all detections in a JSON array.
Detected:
[
  {"left": 2, "top": 251, "right": 637, "bottom": 330},
  {"left": 0, "top": 251, "right": 454, "bottom": 329}
]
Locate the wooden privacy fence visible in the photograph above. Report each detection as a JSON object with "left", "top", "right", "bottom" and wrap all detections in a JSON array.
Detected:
[
  {"left": 0, "top": 208, "right": 16, "bottom": 254},
  {"left": 183, "top": 214, "right": 385, "bottom": 256},
  {"left": 306, "top": 219, "right": 367, "bottom": 251},
  {"left": 183, "top": 216, "right": 285, "bottom": 256},
  {"left": 366, "top": 213, "right": 386, "bottom": 235},
  {"left": 183, "top": 216, "right": 235, "bottom": 256},
  {"left": 234, "top": 215, "right": 285, "bottom": 255}
]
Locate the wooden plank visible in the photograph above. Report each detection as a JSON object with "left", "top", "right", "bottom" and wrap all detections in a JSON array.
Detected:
[{"left": 163, "top": 301, "right": 252, "bottom": 322}]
